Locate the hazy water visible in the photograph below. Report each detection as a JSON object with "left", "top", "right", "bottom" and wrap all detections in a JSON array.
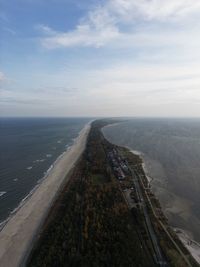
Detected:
[
  {"left": 0, "top": 118, "right": 90, "bottom": 224},
  {"left": 103, "top": 118, "right": 200, "bottom": 242}
]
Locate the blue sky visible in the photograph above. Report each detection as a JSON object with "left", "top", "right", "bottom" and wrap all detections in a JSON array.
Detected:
[{"left": 1, "top": 0, "right": 200, "bottom": 117}]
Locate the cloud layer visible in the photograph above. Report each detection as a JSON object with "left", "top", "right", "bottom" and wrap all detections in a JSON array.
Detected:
[
  {"left": 2, "top": 0, "right": 200, "bottom": 117},
  {"left": 39, "top": 0, "right": 200, "bottom": 48}
]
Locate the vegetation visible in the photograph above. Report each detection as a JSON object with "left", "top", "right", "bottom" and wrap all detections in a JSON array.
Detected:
[
  {"left": 122, "top": 148, "right": 199, "bottom": 267},
  {"left": 28, "top": 120, "right": 156, "bottom": 267},
  {"left": 28, "top": 119, "right": 198, "bottom": 267}
]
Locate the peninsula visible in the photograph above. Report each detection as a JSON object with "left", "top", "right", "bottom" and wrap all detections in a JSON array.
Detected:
[{"left": 26, "top": 120, "right": 199, "bottom": 267}]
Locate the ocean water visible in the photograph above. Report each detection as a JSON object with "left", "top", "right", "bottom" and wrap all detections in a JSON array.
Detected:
[
  {"left": 103, "top": 118, "right": 200, "bottom": 243},
  {"left": 0, "top": 117, "right": 90, "bottom": 225}
]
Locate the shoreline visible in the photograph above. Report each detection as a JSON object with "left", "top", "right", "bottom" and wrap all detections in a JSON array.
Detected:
[
  {"left": 127, "top": 148, "right": 154, "bottom": 184},
  {"left": 0, "top": 125, "right": 88, "bottom": 231},
  {"left": 0, "top": 122, "right": 91, "bottom": 267},
  {"left": 0, "top": 143, "right": 70, "bottom": 231},
  {"left": 0, "top": 137, "right": 73, "bottom": 232},
  {"left": 128, "top": 148, "right": 200, "bottom": 265},
  {"left": 102, "top": 124, "right": 200, "bottom": 265},
  {"left": 27, "top": 119, "right": 161, "bottom": 266},
  {"left": 174, "top": 228, "right": 200, "bottom": 265}
]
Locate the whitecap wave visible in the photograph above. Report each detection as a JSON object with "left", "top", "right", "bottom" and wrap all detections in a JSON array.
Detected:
[
  {"left": 0, "top": 125, "right": 87, "bottom": 232},
  {"left": 26, "top": 166, "right": 33, "bottom": 170},
  {"left": 0, "top": 191, "right": 6, "bottom": 197},
  {"left": 34, "top": 159, "right": 45, "bottom": 163}
]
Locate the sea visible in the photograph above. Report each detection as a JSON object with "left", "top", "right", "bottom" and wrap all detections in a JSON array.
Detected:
[
  {"left": 0, "top": 117, "right": 91, "bottom": 226},
  {"left": 103, "top": 118, "right": 200, "bottom": 243}
]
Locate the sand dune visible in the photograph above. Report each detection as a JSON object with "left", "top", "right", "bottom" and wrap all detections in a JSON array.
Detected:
[{"left": 0, "top": 123, "right": 91, "bottom": 267}]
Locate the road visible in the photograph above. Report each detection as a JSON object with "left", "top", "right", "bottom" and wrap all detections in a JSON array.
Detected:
[
  {"left": 137, "top": 171, "right": 193, "bottom": 267},
  {"left": 130, "top": 167, "right": 168, "bottom": 267}
]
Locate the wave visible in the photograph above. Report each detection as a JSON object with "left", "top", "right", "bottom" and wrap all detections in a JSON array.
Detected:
[
  {"left": 0, "top": 191, "right": 6, "bottom": 197},
  {"left": 33, "top": 159, "right": 46, "bottom": 163},
  {"left": 0, "top": 126, "right": 84, "bottom": 232}
]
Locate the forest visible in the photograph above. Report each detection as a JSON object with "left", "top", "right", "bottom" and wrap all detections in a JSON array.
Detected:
[{"left": 27, "top": 120, "right": 156, "bottom": 267}]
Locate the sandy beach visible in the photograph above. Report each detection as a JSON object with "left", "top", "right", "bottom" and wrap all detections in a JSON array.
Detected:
[
  {"left": 174, "top": 228, "right": 200, "bottom": 265},
  {"left": 0, "top": 122, "right": 91, "bottom": 267}
]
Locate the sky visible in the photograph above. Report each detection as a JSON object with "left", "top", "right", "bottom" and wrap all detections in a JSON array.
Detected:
[{"left": 1, "top": 0, "right": 200, "bottom": 117}]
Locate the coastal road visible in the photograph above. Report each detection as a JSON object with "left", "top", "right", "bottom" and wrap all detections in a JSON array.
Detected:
[
  {"left": 130, "top": 167, "right": 168, "bottom": 267},
  {"left": 137, "top": 170, "right": 193, "bottom": 267},
  {"left": 121, "top": 188, "right": 159, "bottom": 266}
]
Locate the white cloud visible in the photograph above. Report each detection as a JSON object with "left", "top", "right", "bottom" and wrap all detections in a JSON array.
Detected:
[
  {"left": 109, "top": 0, "right": 200, "bottom": 21},
  {"left": 38, "top": 0, "right": 200, "bottom": 49},
  {"left": 40, "top": 6, "right": 119, "bottom": 48},
  {"left": 41, "top": 24, "right": 119, "bottom": 48},
  {"left": 3, "top": 0, "right": 200, "bottom": 117},
  {"left": 2, "top": 62, "right": 200, "bottom": 117},
  {"left": 36, "top": 24, "right": 57, "bottom": 35},
  {"left": 0, "top": 72, "right": 6, "bottom": 82}
]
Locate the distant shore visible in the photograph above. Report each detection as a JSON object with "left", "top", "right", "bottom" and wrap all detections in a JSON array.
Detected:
[{"left": 0, "top": 122, "right": 91, "bottom": 267}]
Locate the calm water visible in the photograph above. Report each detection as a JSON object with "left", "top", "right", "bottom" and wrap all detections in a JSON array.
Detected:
[
  {"left": 0, "top": 117, "right": 90, "bottom": 224},
  {"left": 103, "top": 118, "right": 200, "bottom": 242}
]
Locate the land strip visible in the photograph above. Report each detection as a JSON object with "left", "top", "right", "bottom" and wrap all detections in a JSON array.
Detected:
[
  {"left": 27, "top": 119, "right": 199, "bottom": 267},
  {"left": 27, "top": 120, "right": 156, "bottom": 267}
]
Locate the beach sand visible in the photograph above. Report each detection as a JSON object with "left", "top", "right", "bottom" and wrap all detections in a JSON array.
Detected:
[
  {"left": 174, "top": 228, "right": 200, "bottom": 265},
  {"left": 0, "top": 123, "right": 91, "bottom": 267}
]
